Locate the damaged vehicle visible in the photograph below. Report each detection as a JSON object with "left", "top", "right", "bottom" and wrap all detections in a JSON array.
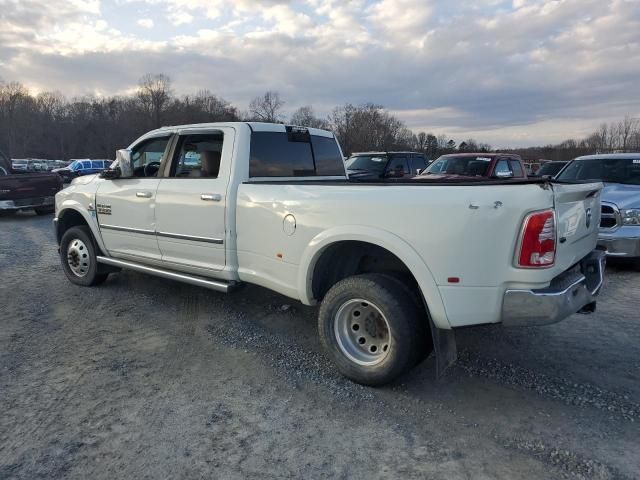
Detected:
[{"left": 54, "top": 123, "right": 605, "bottom": 386}]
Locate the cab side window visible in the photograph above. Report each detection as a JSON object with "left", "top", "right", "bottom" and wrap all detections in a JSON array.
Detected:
[
  {"left": 387, "top": 156, "right": 410, "bottom": 177},
  {"left": 510, "top": 159, "right": 524, "bottom": 178},
  {"left": 494, "top": 159, "right": 513, "bottom": 177},
  {"left": 410, "top": 155, "right": 427, "bottom": 175},
  {"left": 170, "top": 134, "right": 224, "bottom": 178},
  {"left": 130, "top": 136, "right": 171, "bottom": 177}
]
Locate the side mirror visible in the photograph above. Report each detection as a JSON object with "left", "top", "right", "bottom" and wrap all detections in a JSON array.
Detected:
[
  {"left": 100, "top": 150, "right": 132, "bottom": 179},
  {"left": 416, "top": 168, "right": 423, "bottom": 175}
]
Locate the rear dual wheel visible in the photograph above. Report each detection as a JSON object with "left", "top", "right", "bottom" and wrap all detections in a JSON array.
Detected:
[{"left": 318, "top": 273, "right": 431, "bottom": 386}]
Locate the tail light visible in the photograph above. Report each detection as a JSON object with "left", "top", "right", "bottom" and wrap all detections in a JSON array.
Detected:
[{"left": 517, "top": 209, "right": 556, "bottom": 268}]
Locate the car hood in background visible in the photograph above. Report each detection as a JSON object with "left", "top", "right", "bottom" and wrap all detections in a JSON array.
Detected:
[{"left": 602, "top": 183, "right": 640, "bottom": 209}]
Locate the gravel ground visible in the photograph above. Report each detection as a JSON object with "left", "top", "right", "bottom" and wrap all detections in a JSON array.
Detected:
[{"left": 1, "top": 211, "right": 639, "bottom": 479}]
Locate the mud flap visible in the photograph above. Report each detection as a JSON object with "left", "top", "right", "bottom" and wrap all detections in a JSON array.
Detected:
[{"left": 430, "top": 319, "right": 457, "bottom": 379}]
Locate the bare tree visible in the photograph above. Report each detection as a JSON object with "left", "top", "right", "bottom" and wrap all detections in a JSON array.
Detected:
[
  {"left": 137, "top": 73, "right": 172, "bottom": 128},
  {"left": 290, "top": 105, "right": 328, "bottom": 129},
  {"left": 618, "top": 115, "right": 639, "bottom": 152},
  {"left": 249, "top": 91, "right": 285, "bottom": 123}
]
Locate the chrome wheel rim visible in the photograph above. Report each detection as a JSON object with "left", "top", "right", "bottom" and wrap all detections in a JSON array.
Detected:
[
  {"left": 67, "top": 239, "right": 90, "bottom": 277},
  {"left": 334, "top": 298, "right": 391, "bottom": 366}
]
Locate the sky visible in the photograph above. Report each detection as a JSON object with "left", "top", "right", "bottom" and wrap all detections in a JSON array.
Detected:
[{"left": 0, "top": 0, "right": 638, "bottom": 147}]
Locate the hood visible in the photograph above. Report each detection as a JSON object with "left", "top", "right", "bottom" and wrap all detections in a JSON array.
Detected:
[
  {"left": 71, "top": 173, "right": 98, "bottom": 186},
  {"left": 52, "top": 167, "right": 71, "bottom": 173},
  {"left": 602, "top": 182, "right": 640, "bottom": 209}
]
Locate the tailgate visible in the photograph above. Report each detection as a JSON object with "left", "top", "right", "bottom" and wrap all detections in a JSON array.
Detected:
[{"left": 552, "top": 181, "right": 602, "bottom": 271}]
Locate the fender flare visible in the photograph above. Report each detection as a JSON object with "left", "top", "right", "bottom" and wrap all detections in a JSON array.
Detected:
[
  {"left": 297, "top": 225, "right": 451, "bottom": 329},
  {"left": 57, "top": 202, "right": 108, "bottom": 254}
]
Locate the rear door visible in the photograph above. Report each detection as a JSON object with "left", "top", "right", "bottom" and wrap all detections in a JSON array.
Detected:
[
  {"left": 96, "top": 135, "right": 173, "bottom": 261},
  {"left": 154, "top": 127, "right": 234, "bottom": 272}
]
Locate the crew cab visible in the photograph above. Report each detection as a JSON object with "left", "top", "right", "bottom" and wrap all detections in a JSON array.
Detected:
[
  {"left": 556, "top": 153, "right": 640, "bottom": 268},
  {"left": 420, "top": 153, "right": 527, "bottom": 180},
  {"left": 0, "top": 149, "right": 63, "bottom": 215},
  {"left": 345, "top": 151, "right": 428, "bottom": 179},
  {"left": 54, "top": 123, "right": 605, "bottom": 385}
]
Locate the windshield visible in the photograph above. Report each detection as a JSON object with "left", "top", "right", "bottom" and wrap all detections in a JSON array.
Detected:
[
  {"left": 423, "top": 155, "right": 491, "bottom": 176},
  {"left": 345, "top": 155, "right": 388, "bottom": 174},
  {"left": 557, "top": 158, "right": 640, "bottom": 185},
  {"left": 69, "top": 161, "right": 82, "bottom": 170}
]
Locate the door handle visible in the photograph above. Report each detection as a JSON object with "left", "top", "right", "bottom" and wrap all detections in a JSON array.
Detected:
[
  {"left": 201, "top": 194, "right": 222, "bottom": 202},
  {"left": 136, "top": 191, "right": 152, "bottom": 198}
]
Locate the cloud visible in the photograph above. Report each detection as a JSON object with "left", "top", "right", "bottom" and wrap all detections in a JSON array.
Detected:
[
  {"left": 137, "top": 18, "right": 154, "bottom": 28},
  {"left": 0, "top": 0, "right": 638, "bottom": 146}
]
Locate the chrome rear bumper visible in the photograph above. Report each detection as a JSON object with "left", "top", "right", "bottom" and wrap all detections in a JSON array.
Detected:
[{"left": 502, "top": 250, "right": 605, "bottom": 327}]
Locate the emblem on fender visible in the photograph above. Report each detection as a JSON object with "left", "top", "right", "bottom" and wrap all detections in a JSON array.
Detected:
[{"left": 586, "top": 207, "right": 592, "bottom": 228}]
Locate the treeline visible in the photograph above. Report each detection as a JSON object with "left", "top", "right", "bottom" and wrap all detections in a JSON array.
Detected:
[{"left": 0, "top": 73, "right": 638, "bottom": 161}]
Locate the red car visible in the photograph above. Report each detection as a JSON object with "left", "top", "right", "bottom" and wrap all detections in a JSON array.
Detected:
[{"left": 419, "top": 153, "right": 528, "bottom": 180}]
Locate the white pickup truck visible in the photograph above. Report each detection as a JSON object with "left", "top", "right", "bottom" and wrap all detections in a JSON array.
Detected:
[{"left": 54, "top": 122, "right": 606, "bottom": 385}]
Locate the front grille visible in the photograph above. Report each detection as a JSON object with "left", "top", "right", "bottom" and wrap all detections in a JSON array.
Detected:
[{"left": 600, "top": 203, "right": 619, "bottom": 229}]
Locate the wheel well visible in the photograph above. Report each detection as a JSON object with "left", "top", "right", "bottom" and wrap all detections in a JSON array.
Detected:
[
  {"left": 311, "top": 241, "right": 422, "bottom": 304},
  {"left": 57, "top": 209, "right": 89, "bottom": 244}
]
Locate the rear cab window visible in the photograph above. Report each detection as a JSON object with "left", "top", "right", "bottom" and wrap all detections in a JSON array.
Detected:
[{"left": 249, "top": 126, "right": 345, "bottom": 178}]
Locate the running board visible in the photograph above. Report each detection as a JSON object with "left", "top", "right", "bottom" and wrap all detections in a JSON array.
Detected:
[{"left": 96, "top": 256, "right": 237, "bottom": 293}]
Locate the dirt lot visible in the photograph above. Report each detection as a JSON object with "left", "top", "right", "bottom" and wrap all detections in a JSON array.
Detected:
[{"left": 1, "top": 212, "right": 639, "bottom": 479}]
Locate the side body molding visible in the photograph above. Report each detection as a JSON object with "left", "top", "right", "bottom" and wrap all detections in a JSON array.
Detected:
[{"left": 297, "top": 225, "right": 451, "bottom": 329}]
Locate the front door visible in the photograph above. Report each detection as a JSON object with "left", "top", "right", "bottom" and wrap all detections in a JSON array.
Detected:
[
  {"left": 154, "top": 128, "right": 233, "bottom": 272},
  {"left": 96, "top": 135, "right": 173, "bottom": 261}
]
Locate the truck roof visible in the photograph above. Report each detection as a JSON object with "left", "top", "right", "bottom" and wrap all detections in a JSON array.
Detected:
[{"left": 144, "top": 122, "right": 335, "bottom": 139}]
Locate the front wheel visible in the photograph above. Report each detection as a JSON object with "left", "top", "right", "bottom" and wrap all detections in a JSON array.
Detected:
[
  {"left": 60, "top": 226, "right": 109, "bottom": 286},
  {"left": 318, "top": 273, "right": 425, "bottom": 386}
]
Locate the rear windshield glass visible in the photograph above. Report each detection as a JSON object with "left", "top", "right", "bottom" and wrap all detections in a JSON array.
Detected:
[
  {"left": 345, "top": 155, "right": 388, "bottom": 174},
  {"left": 250, "top": 131, "right": 344, "bottom": 177},
  {"left": 424, "top": 155, "right": 492, "bottom": 176},
  {"left": 557, "top": 158, "right": 640, "bottom": 185}
]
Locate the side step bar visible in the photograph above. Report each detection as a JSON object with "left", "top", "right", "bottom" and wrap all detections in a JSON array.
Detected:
[{"left": 96, "top": 256, "right": 237, "bottom": 293}]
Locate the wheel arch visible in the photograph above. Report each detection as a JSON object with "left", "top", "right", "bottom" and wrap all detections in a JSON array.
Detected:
[
  {"left": 298, "top": 226, "right": 451, "bottom": 329},
  {"left": 57, "top": 205, "right": 107, "bottom": 255}
]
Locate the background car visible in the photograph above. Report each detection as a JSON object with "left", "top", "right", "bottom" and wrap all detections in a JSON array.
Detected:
[
  {"left": 533, "top": 161, "right": 568, "bottom": 178},
  {"left": 345, "top": 151, "right": 427, "bottom": 179},
  {"left": 556, "top": 153, "right": 640, "bottom": 268},
  {"left": 52, "top": 159, "right": 111, "bottom": 182},
  {"left": 419, "top": 153, "right": 527, "bottom": 180}
]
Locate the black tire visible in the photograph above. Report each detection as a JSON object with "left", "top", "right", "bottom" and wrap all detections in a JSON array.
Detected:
[
  {"left": 318, "top": 273, "right": 425, "bottom": 386},
  {"left": 382, "top": 273, "right": 433, "bottom": 366},
  {"left": 34, "top": 206, "right": 54, "bottom": 215},
  {"left": 60, "top": 226, "right": 109, "bottom": 286}
]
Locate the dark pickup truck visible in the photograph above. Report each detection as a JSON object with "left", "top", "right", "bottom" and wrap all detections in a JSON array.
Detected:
[{"left": 0, "top": 150, "right": 63, "bottom": 215}]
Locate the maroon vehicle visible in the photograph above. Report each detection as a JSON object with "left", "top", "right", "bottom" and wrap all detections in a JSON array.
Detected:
[
  {"left": 419, "top": 153, "right": 528, "bottom": 180},
  {"left": 0, "top": 150, "right": 63, "bottom": 215}
]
